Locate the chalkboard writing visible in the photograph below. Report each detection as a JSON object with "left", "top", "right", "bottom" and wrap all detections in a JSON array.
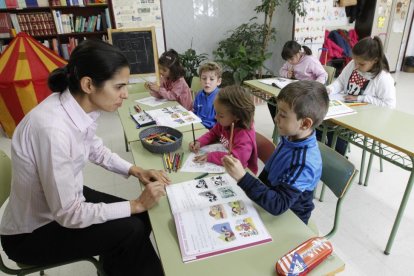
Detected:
[{"left": 109, "top": 28, "right": 158, "bottom": 76}]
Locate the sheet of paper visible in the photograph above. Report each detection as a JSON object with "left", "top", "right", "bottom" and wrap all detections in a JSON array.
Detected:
[
  {"left": 180, "top": 144, "right": 226, "bottom": 173},
  {"left": 135, "top": 96, "right": 168, "bottom": 107},
  {"left": 258, "top": 77, "right": 298, "bottom": 89}
]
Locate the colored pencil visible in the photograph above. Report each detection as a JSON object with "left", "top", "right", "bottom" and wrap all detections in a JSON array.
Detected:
[
  {"left": 229, "top": 122, "right": 234, "bottom": 154},
  {"left": 191, "top": 123, "right": 196, "bottom": 145}
]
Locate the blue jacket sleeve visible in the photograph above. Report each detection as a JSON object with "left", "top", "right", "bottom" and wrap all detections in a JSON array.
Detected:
[{"left": 238, "top": 172, "right": 302, "bottom": 216}]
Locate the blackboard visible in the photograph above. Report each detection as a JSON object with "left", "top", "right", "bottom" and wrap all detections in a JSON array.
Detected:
[{"left": 109, "top": 27, "right": 159, "bottom": 81}]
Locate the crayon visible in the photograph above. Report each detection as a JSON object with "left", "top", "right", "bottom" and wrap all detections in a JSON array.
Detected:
[{"left": 194, "top": 173, "right": 208, "bottom": 180}]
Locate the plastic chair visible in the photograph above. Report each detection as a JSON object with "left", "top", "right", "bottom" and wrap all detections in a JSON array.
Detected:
[
  {"left": 0, "top": 150, "right": 106, "bottom": 276},
  {"left": 322, "top": 65, "right": 336, "bottom": 85},
  {"left": 311, "top": 142, "right": 357, "bottom": 239},
  {"left": 256, "top": 132, "right": 275, "bottom": 163},
  {"left": 190, "top": 76, "right": 202, "bottom": 99}
]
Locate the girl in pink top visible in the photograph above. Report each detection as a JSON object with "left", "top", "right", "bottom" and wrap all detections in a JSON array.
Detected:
[
  {"left": 189, "top": 85, "right": 258, "bottom": 174},
  {"left": 146, "top": 49, "right": 192, "bottom": 110},
  {"left": 279, "top": 41, "right": 327, "bottom": 84}
]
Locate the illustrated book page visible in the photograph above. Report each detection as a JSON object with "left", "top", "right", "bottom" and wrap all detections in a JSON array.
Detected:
[
  {"left": 166, "top": 174, "right": 272, "bottom": 262},
  {"left": 325, "top": 99, "right": 357, "bottom": 119},
  {"left": 130, "top": 111, "right": 156, "bottom": 127},
  {"left": 180, "top": 144, "right": 227, "bottom": 173},
  {"left": 146, "top": 105, "right": 202, "bottom": 128}
]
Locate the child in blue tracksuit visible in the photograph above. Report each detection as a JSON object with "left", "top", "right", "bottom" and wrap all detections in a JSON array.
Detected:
[
  {"left": 222, "top": 81, "right": 329, "bottom": 224},
  {"left": 193, "top": 62, "right": 222, "bottom": 129}
]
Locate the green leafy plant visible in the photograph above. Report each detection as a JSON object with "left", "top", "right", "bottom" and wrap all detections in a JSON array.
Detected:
[
  {"left": 179, "top": 48, "right": 208, "bottom": 86},
  {"left": 214, "top": 18, "right": 273, "bottom": 85},
  {"left": 214, "top": 0, "right": 307, "bottom": 84}
]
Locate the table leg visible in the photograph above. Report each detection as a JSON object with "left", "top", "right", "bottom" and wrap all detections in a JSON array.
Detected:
[
  {"left": 364, "top": 141, "right": 377, "bottom": 187},
  {"left": 359, "top": 137, "right": 368, "bottom": 185},
  {"left": 319, "top": 125, "right": 331, "bottom": 202},
  {"left": 124, "top": 132, "right": 129, "bottom": 152},
  {"left": 385, "top": 159, "right": 414, "bottom": 255}
]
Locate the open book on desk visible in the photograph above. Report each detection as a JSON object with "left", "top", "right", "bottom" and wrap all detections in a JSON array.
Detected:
[
  {"left": 258, "top": 77, "right": 298, "bottom": 89},
  {"left": 146, "top": 105, "right": 202, "bottom": 128},
  {"left": 325, "top": 99, "right": 357, "bottom": 119},
  {"left": 130, "top": 111, "right": 156, "bottom": 128},
  {"left": 166, "top": 174, "right": 272, "bottom": 263}
]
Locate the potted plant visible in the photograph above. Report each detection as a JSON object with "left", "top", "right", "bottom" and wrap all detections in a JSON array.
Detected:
[
  {"left": 179, "top": 47, "right": 208, "bottom": 87},
  {"left": 214, "top": 0, "right": 307, "bottom": 85}
]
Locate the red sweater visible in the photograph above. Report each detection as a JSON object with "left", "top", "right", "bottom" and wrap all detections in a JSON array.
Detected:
[
  {"left": 197, "top": 123, "right": 258, "bottom": 174},
  {"left": 149, "top": 77, "right": 192, "bottom": 110}
]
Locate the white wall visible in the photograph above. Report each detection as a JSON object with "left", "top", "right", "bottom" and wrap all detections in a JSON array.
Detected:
[{"left": 162, "top": 0, "right": 294, "bottom": 75}]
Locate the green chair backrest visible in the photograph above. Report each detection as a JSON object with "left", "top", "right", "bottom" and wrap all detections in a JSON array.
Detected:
[
  {"left": 0, "top": 150, "right": 11, "bottom": 207},
  {"left": 319, "top": 142, "right": 355, "bottom": 199},
  {"left": 323, "top": 65, "right": 336, "bottom": 85},
  {"left": 191, "top": 76, "right": 202, "bottom": 98},
  {"left": 318, "top": 142, "right": 356, "bottom": 238}
]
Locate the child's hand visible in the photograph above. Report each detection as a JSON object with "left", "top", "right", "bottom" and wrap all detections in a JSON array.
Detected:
[
  {"left": 287, "top": 70, "right": 293, "bottom": 79},
  {"left": 189, "top": 141, "right": 201, "bottom": 153},
  {"left": 193, "top": 154, "right": 207, "bottom": 163},
  {"left": 222, "top": 155, "right": 246, "bottom": 182},
  {"left": 148, "top": 82, "right": 160, "bottom": 91}
]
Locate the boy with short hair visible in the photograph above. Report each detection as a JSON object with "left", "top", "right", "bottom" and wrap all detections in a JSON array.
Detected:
[
  {"left": 193, "top": 61, "right": 222, "bottom": 129},
  {"left": 222, "top": 80, "right": 329, "bottom": 224}
]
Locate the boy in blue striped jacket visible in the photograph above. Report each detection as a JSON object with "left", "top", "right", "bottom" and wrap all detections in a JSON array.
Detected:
[{"left": 222, "top": 81, "right": 329, "bottom": 224}]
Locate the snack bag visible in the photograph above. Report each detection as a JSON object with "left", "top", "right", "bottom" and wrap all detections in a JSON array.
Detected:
[{"left": 276, "top": 237, "right": 333, "bottom": 275}]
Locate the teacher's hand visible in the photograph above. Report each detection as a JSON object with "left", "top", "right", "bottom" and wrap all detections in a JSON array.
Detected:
[
  {"left": 130, "top": 181, "right": 166, "bottom": 214},
  {"left": 129, "top": 166, "right": 170, "bottom": 185}
]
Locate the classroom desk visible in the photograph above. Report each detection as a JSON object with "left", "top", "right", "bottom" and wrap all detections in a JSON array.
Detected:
[
  {"left": 329, "top": 106, "right": 414, "bottom": 255},
  {"left": 118, "top": 91, "right": 204, "bottom": 150},
  {"left": 130, "top": 130, "right": 345, "bottom": 275},
  {"left": 243, "top": 78, "right": 414, "bottom": 255}
]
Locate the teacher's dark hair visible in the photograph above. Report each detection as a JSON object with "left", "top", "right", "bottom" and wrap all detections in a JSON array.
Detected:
[{"left": 48, "top": 39, "right": 129, "bottom": 94}]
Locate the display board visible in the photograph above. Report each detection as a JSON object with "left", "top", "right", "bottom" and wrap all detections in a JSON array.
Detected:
[
  {"left": 109, "top": 27, "right": 159, "bottom": 83},
  {"left": 111, "top": 0, "right": 165, "bottom": 59}
]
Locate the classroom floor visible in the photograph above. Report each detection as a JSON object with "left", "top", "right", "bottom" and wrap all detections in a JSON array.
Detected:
[{"left": 0, "top": 71, "right": 413, "bottom": 275}]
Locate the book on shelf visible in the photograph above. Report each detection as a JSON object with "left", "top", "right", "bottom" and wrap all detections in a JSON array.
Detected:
[
  {"left": 258, "top": 77, "right": 298, "bottom": 89},
  {"left": 0, "top": 13, "right": 12, "bottom": 38},
  {"left": 324, "top": 99, "right": 357, "bottom": 119},
  {"left": 166, "top": 173, "right": 272, "bottom": 262}
]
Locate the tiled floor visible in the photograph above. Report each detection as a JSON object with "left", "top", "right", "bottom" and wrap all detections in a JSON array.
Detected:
[{"left": 0, "top": 71, "right": 413, "bottom": 275}]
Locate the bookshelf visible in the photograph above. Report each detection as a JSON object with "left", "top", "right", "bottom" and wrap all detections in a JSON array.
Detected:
[{"left": 0, "top": 0, "right": 115, "bottom": 59}]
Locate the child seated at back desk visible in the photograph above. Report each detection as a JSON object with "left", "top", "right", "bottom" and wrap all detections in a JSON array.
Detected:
[
  {"left": 222, "top": 81, "right": 329, "bottom": 224},
  {"left": 279, "top": 40, "right": 327, "bottom": 84},
  {"left": 189, "top": 85, "right": 258, "bottom": 174},
  {"left": 322, "top": 36, "right": 396, "bottom": 156},
  {"left": 145, "top": 49, "right": 193, "bottom": 110},
  {"left": 193, "top": 62, "right": 222, "bottom": 129},
  {"left": 269, "top": 41, "right": 327, "bottom": 120}
]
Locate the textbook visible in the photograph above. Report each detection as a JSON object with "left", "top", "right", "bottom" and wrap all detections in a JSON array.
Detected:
[
  {"left": 166, "top": 173, "right": 272, "bottom": 263},
  {"left": 258, "top": 77, "right": 298, "bottom": 89},
  {"left": 324, "top": 99, "right": 357, "bottom": 119},
  {"left": 146, "top": 105, "right": 202, "bottom": 128},
  {"left": 130, "top": 111, "right": 156, "bottom": 128}
]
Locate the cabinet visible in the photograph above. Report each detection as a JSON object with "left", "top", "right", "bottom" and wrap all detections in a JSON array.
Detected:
[{"left": 0, "top": 0, "right": 115, "bottom": 58}]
